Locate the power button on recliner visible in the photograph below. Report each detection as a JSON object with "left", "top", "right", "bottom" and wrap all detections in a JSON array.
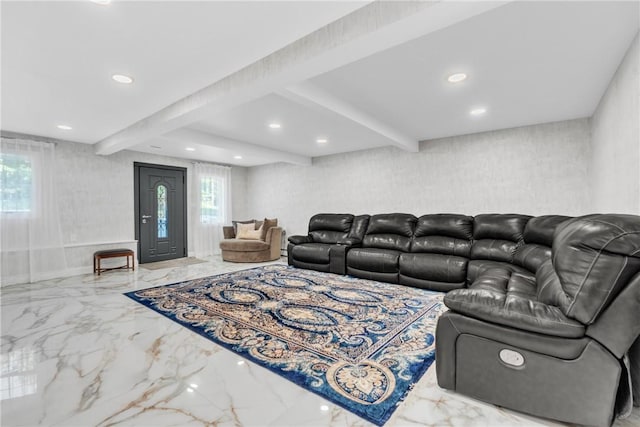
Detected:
[{"left": 499, "top": 349, "right": 525, "bottom": 367}]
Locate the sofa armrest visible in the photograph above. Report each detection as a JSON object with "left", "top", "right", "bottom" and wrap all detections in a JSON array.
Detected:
[
  {"left": 329, "top": 244, "right": 348, "bottom": 274},
  {"left": 444, "top": 288, "right": 585, "bottom": 338},
  {"left": 436, "top": 311, "right": 591, "bottom": 390},
  {"left": 288, "top": 235, "right": 312, "bottom": 245},
  {"left": 586, "top": 271, "right": 640, "bottom": 358},
  {"left": 336, "top": 237, "right": 361, "bottom": 247},
  {"left": 223, "top": 226, "right": 235, "bottom": 239}
]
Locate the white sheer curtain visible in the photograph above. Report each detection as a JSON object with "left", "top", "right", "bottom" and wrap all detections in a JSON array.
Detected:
[
  {"left": 1, "top": 138, "right": 67, "bottom": 285},
  {"left": 191, "top": 163, "right": 232, "bottom": 258}
]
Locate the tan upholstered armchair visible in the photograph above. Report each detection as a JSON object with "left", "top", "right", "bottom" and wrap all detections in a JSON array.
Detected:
[{"left": 219, "top": 220, "right": 282, "bottom": 262}]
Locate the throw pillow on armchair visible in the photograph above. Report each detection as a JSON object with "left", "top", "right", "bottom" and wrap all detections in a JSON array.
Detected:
[
  {"left": 237, "top": 222, "right": 263, "bottom": 240},
  {"left": 261, "top": 218, "right": 278, "bottom": 241}
]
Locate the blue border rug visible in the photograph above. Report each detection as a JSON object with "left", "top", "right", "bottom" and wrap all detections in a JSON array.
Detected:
[{"left": 124, "top": 265, "right": 444, "bottom": 425}]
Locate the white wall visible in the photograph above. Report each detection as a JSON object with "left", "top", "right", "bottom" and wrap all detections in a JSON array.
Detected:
[
  {"left": 1, "top": 137, "right": 245, "bottom": 279},
  {"left": 4, "top": 35, "right": 637, "bottom": 285},
  {"left": 55, "top": 141, "right": 185, "bottom": 274},
  {"left": 589, "top": 32, "right": 640, "bottom": 214},
  {"left": 244, "top": 119, "right": 592, "bottom": 237},
  {"left": 231, "top": 165, "right": 248, "bottom": 220}
]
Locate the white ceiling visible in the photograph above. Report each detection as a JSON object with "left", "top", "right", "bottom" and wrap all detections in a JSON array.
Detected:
[
  {"left": 311, "top": 0, "right": 640, "bottom": 141},
  {"left": 1, "top": 0, "right": 368, "bottom": 142},
  {"left": 2, "top": 1, "right": 639, "bottom": 167},
  {"left": 188, "top": 93, "right": 393, "bottom": 159}
]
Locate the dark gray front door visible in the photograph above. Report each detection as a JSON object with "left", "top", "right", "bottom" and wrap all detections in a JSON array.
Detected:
[{"left": 136, "top": 164, "right": 186, "bottom": 263}]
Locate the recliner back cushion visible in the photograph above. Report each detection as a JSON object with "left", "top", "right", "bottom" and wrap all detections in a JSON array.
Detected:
[
  {"left": 348, "top": 215, "right": 371, "bottom": 241},
  {"left": 524, "top": 215, "right": 572, "bottom": 246},
  {"left": 470, "top": 214, "right": 531, "bottom": 263},
  {"left": 411, "top": 214, "right": 473, "bottom": 256},
  {"left": 514, "top": 215, "right": 571, "bottom": 273},
  {"left": 552, "top": 214, "right": 640, "bottom": 324},
  {"left": 308, "top": 213, "right": 354, "bottom": 244},
  {"left": 363, "top": 213, "right": 416, "bottom": 252}
]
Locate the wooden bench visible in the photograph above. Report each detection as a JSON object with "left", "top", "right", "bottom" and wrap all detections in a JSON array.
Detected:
[{"left": 94, "top": 249, "right": 135, "bottom": 275}]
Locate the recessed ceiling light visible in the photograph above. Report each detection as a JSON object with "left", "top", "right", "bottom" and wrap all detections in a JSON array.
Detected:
[
  {"left": 185, "top": 147, "right": 196, "bottom": 152},
  {"left": 320, "top": 405, "right": 329, "bottom": 412},
  {"left": 237, "top": 360, "right": 245, "bottom": 366},
  {"left": 186, "top": 387, "right": 194, "bottom": 393},
  {"left": 470, "top": 107, "right": 487, "bottom": 116},
  {"left": 233, "top": 155, "right": 243, "bottom": 160},
  {"left": 91, "top": 0, "right": 111, "bottom": 5},
  {"left": 56, "top": 124, "right": 72, "bottom": 130},
  {"left": 268, "top": 123, "right": 281, "bottom": 129},
  {"left": 189, "top": 383, "right": 199, "bottom": 389},
  {"left": 447, "top": 73, "right": 467, "bottom": 83},
  {"left": 112, "top": 74, "right": 134, "bottom": 84},
  {"left": 316, "top": 138, "right": 328, "bottom": 144}
]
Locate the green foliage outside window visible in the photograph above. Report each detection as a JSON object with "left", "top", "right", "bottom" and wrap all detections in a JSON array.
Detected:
[
  {"left": 0, "top": 154, "right": 32, "bottom": 213},
  {"left": 200, "top": 177, "right": 222, "bottom": 224}
]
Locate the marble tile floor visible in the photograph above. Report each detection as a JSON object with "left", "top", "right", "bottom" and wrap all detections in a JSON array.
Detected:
[{"left": 1, "top": 257, "right": 638, "bottom": 427}]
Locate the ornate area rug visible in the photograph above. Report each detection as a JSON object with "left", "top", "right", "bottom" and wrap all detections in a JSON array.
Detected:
[{"left": 124, "top": 265, "right": 445, "bottom": 425}]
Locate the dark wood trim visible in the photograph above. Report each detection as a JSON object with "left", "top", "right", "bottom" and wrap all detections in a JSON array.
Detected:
[{"left": 134, "top": 162, "right": 188, "bottom": 262}]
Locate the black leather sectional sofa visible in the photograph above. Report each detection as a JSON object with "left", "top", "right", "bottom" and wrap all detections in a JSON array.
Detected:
[{"left": 288, "top": 212, "right": 640, "bottom": 427}]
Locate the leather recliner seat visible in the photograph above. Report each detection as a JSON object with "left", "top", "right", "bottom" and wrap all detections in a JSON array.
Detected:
[
  {"left": 346, "top": 213, "right": 416, "bottom": 283},
  {"left": 467, "top": 213, "right": 532, "bottom": 282},
  {"left": 288, "top": 212, "right": 640, "bottom": 426},
  {"left": 399, "top": 214, "right": 474, "bottom": 291},
  {"left": 437, "top": 214, "right": 640, "bottom": 426},
  {"left": 288, "top": 213, "right": 369, "bottom": 275}
]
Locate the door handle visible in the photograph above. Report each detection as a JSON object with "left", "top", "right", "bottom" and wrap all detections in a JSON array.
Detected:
[{"left": 142, "top": 215, "right": 152, "bottom": 219}]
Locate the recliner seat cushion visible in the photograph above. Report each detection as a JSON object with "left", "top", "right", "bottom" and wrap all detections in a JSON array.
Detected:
[
  {"left": 399, "top": 253, "right": 467, "bottom": 284},
  {"left": 291, "top": 243, "right": 331, "bottom": 264},
  {"left": 444, "top": 268, "right": 585, "bottom": 338},
  {"left": 469, "top": 268, "right": 537, "bottom": 299},
  {"left": 347, "top": 248, "right": 401, "bottom": 273}
]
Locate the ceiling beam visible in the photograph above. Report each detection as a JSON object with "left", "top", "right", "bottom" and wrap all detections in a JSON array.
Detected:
[
  {"left": 279, "top": 82, "right": 419, "bottom": 152},
  {"left": 95, "top": 0, "right": 511, "bottom": 156},
  {"left": 163, "top": 128, "right": 312, "bottom": 166}
]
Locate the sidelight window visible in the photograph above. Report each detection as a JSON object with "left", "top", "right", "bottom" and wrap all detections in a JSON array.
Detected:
[
  {"left": 200, "top": 176, "right": 223, "bottom": 224},
  {"left": 157, "top": 184, "right": 168, "bottom": 238}
]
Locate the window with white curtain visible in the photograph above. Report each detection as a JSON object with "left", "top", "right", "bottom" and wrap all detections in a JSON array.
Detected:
[
  {"left": 191, "top": 163, "right": 232, "bottom": 258},
  {"left": 0, "top": 153, "right": 32, "bottom": 213},
  {"left": 200, "top": 176, "right": 223, "bottom": 224},
  {"left": 0, "top": 138, "right": 67, "bottom": 285}
]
